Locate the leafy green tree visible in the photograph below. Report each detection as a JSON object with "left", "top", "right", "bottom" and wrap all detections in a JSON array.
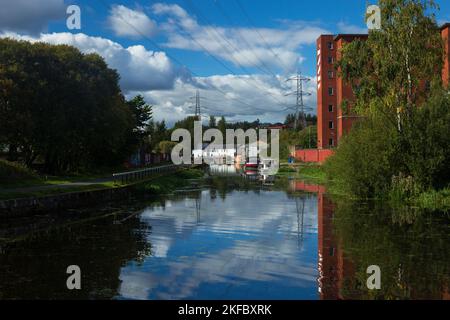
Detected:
[
  {"left": 284, "top": 113, "right": 317, "bottom": 130},
  {"left": 217, "top": 116, "right": 227, "bottom": 136},
  {"left": 337, "top": 0, "right": 443, "bottom": 132},
  {"left": 326, "top": 0, "right": 450, "bottom": 197},
  {"left": 279, "top": 126, "right": 317, "bottom": 160},
  {"left": 208, "top": 115, "right": 217, "bottom": 128},
  {"left": 127, "top": 95, "right": 153, "bottom": 144},
  {"left": 157, "top": 141, "right": 177, "bottom": 154},
  {"left": 172, "top": 116, "right": 197, "bottom": 149},
  {"left": 0, "top": 38, "right": 137, "bottom": 173}
]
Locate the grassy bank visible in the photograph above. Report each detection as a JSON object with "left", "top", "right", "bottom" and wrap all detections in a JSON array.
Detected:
[
  {"left": 0, "top": 159, "right": 42, "bottom": 188},
  {"left": 0, "top": 159, "right": 204, "bottom": 200},
  {"left": 0, "top": 159, "right": 174, "bottom": 189},
  {"left": 278, "top": 162, "right": 450, "bottom": 211},
  {"left": 409, "top": 189, "right": 450, "bottom": 211},
  {"left": 0, "top": 182, "right": 120, "bottom": 200},
  {"left": 277, "top": 163, "right": 326, "bottom": 184}
]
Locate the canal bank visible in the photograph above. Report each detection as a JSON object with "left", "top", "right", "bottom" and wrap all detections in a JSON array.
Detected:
[
  {"left": 278, "top": 163, "right": 450, "bottom": 211},
  {"left": 0, "top": 166, "right": 205, "bottom": 217}
]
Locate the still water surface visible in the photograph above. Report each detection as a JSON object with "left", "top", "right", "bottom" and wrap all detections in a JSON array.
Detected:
[{"left": 0, "top": 175, "right": 448, "bottom": 299}]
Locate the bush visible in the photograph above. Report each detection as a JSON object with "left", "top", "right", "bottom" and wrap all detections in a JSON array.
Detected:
[
  {"left": 0, "top": 159, "right": 41, "bottom": 185},
  {"left": 324, "top": 116, "right": 401, "bottom": 197},
  {"left": 325, "top": 88, "right": 450, "bottom": 199},
  {"left": 389, "top": 174, "right": 422, "bottom": 201},
  {"left": 402, "top": 88, "right": 450, "bottom": 190},
  {"left": 279, "top": 126, "right": 317, "bottom": 160}
]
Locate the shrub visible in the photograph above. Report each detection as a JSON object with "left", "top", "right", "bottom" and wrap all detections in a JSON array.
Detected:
[
  {"left": 325, "top": 88, "right": 450, "bottom": 199},
  {"left": 402, "top": 88, "right": 450, "bottom": 190},
  {"left": 324, "top": 115, "right": 402, "bottom": 198},
  {"left": 0, "top": 159, "right": 41, "bottom": 185}
]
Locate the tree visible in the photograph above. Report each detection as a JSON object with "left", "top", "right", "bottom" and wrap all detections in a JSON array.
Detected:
[
  {"left": 337, "top": 0, "right": 443, "bottom": 132},
  {"left": 325, "top": 0, "right": 449, "bottom": 198},
  {"left": 127, "top": 95, "right": 153, "bottom": 144},
  {"left": 279, "top": 126, "right": 318, "bottom": 160},
  {"left": 285, "top": 113, "right": 317, "bottom": 130},
  {"left": 0, "top": 38, "right": 137, "bottom": 173},
  {"left": 208, "top": 115, "right": 217, "bottom": 128},
  {"left": 217, "top": 116, "right": 227, "bottom": 136},
  {"left": 172, "top": 116, "right": 197, "bottom": 149},
  {"left": 157, "top": 141, "right": 177, "bottom": 154}
]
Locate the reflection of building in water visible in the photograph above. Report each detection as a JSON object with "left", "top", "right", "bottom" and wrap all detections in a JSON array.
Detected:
[
  {"left": 317, "top": 192, "right": 355, "bottom": 300},
  {"left": 291, "top": 180, "right": 353, "bottom": 300},
  {"left": 292, "top": 180, "right": 450, "bottom": 300},
  {"left": 260, "top": 174, "right": 275, "bottom": 185}
]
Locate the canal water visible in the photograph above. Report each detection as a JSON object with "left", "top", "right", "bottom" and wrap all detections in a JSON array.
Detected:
[{"left": 0, "top": 171, "right": 449, "bottom": 299}]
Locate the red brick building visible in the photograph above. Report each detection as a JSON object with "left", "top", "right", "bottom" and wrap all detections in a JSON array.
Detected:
[
  {"left": 316, "top": 33, "right": 367, "bottom": 149},
  {"left": 316, "top": 24, "right": 450, "bottom": 149}
]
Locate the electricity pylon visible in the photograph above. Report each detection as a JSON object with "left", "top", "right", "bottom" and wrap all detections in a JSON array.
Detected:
[
  {"left": 285, "top": 72, "right": 312, "bottom": 130},
  {"left": 189, "top": 90, "right": 204, "bottom": 121}
]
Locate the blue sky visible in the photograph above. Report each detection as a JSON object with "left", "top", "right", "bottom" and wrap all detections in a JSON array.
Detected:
[
  {"left": 2, "top": 0, "right": 450, "bottom": 124},
  {"left": 49, "top": 0, "right": 373, "bottom": 77}
]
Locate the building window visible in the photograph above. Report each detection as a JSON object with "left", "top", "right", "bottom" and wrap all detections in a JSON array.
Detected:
[
  {"left": 329, "top": 247, "right": 335, "bottom": 256},
  {"left": 328, "top": 71, "right": 334, "bottom": 79},
  {"left": 329, "top": 121, "right": 334, "bottom": 129},
  {"left": 327, "top": 42, "right": 333, "bottom": 50},
  {"left": 328, "top": 56, "right": 334, "bottom": 64},
  {"left": 329, "top": 138, "right": 334, "bottom": 147},
  {"left": 328, "top": 87, "right": 334, "bottom": 96},
  {"left": 328, "top": 105, "right": 333, "bottom": 112}
]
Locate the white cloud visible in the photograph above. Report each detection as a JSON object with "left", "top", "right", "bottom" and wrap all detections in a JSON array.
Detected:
[
  {"left": 337, "top": 21, "right": 367, "bottom": 34},
  {"left": 0, "top": 0, "right": 65, "bottom": 35},
  {"left": 0, "top": 31, "right": 317, "bottom": 124},
  {"left": 108, "top": 5, "right": 157, "bottom": 39},
  {"left": 0, "top": 32, "right": 180, "bottom": 92},
  {"left": 0, "top": 1, "right": 322, "bottom": 124},
  {"left": 129, "top": 72, "right": 317, "bottom": 125},
  {"left": 152, "top": 3, "right": 328, "bottom": 73}
]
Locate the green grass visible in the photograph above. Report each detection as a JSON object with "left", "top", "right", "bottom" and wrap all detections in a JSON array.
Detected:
[
  {"left": 0, "top": 158, "right": 203, "bottom": 200},
  {"left": 0, "top": 167, "right": 204, "bottom": 200},
  {"left": 0, "top": 182, "right": 122, "bottom": 200},
  {"left": 0, "top": 160, "right": 175, "bottom": 189},
  {"left": 0, "top": 159, "right": 43, "bottom": 187},
  {"left": 411, "top": 188, "right": 450, "bottom": 211},
  {"left": 276, "top": 163, "right": 327, "bottom": 184},
  {"left": 298, "top": 165, "right": 326, "bottom": 183}
]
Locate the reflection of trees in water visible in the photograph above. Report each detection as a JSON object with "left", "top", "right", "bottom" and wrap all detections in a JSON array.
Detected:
[
  {"left": 207, "top": 176, "right": 264, "bottom": 201},
  {"left": 333, "top": 199, "right": 450, "bottom": 299},
  {"left": 0, "top": 210, "right": 151, "bottom": 299}
]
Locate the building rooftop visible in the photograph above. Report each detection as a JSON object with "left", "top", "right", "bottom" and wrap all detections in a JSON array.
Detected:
[
  {"left": 440, "top": 23, "right": 450, "bottom": 30},
  {"left": 334, "top": 34, "right": 368, "bottom": 41}
]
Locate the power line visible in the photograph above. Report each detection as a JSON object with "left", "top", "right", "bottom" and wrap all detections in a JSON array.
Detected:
[
  {"left": 96, "top": 0, "right": 256, "bottom": 110},
  {"left": 213, "top": 0, "right": 280, "bottom": 77},
  {"left": 234, "top": 0, "right": 294, "bottom": 73},
  {"left": 97, "top": 0, "right": 294, "bottom": 120},
  {"left": 188, "top": 90, "right": 272, "bottom": 119},
  {"left": 176, "top": 0, "right": 290, "bottom": 107},
  {"left": 186, "top": 0, "right": 278, "bottom": 78}
]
